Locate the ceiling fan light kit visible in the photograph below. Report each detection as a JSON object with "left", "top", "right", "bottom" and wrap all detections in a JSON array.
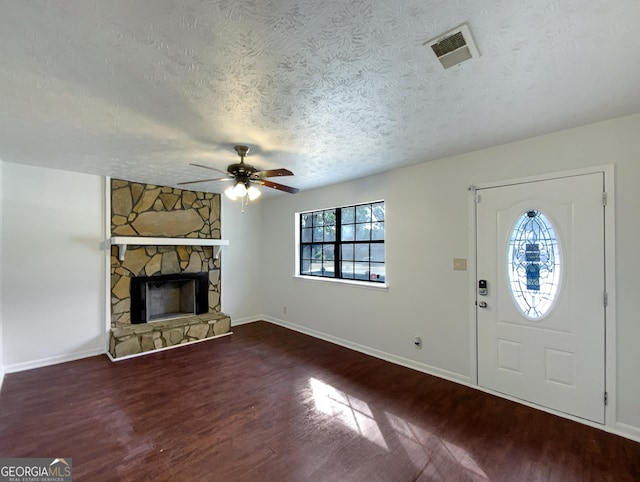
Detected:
[
  {"left": 224, "top": 182, "right": 261, "bottom": 201},
  {"left": 247, "top": 185, "right": 261, "bottom": 200},
  {"left": 178, "top": 145, "right": 299, "bottom": 207}
]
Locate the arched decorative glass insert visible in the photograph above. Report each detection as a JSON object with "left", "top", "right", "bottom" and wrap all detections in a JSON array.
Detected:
[{"left": 507, "top": 210, "right": 561, "bottom": 319}]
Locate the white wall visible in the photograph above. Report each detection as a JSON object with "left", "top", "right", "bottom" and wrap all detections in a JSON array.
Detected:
[
  {"left": 260, "top": 113, "right": 640, "bottom": 437},
  {"left": 0, "top": 161, "right": 4, "bottom": 387},
  {"left": 2, "top": 163, "right": 105, "bottom": 371},
  {"left": 221, "top": 197, "right": 263, "bottom": 324}
]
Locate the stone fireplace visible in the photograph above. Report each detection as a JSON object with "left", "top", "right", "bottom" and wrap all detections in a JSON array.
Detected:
[{"left": 108, "top": 179, "right": 231, "bottom": 359}]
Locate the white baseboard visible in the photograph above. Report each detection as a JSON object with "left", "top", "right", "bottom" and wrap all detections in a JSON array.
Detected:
[
  {"left": 615, "top": 422, "right": 640, "bottom": 443},
  {"left": 0, "top": 366, "right": 5, "bottom": 392},
  {"left": 262, "top": 315, "right": 471, "bottom": 386},
  {"left": 3, "top": 347, "right": 106, "bottom": 374},
  {"left": 231, "top": 315, "right": 263, "bottom": 326}
]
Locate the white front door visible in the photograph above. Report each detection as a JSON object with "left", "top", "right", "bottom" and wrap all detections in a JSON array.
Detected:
[{"left": 476, "top": 173, "right": 606, "bottom": 423}]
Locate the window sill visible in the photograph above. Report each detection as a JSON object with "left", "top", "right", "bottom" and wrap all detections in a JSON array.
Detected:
[{"left": 293, "top": 274, "right": 389, "bottom": 291}]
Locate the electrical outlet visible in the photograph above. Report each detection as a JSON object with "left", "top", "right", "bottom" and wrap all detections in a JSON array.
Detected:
[{"left": 414, "top": 336, "right": 422, "bottom": 349}]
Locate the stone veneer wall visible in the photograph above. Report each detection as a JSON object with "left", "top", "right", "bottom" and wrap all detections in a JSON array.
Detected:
[{"left": 109, "top": 179, "right": 230, "bottom": 358}]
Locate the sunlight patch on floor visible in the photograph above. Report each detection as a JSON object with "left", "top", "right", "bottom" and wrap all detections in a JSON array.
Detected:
[
  {"left": 385, "top": 412, "right": 489, "bottom": 480},
  {"left": 309, "top": 377, "right": 388, "bottom": 450}
]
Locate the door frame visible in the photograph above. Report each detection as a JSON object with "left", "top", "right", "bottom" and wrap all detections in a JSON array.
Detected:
[{"left": 467, "top": 164, "right": 616, "bottom": 427}]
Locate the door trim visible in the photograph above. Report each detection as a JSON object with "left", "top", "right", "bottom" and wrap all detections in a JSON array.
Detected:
[{"left": 468, "top": 164, "right": 616, "bottom": 427}]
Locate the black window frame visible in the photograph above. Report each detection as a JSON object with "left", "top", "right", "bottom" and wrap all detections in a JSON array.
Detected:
[{"left": 299, "top": 201, "right": 385, "bottom": 283}]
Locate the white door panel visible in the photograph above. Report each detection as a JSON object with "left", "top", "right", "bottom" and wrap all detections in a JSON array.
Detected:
[{"left": 477, "top": 173, "right": 605, "bottom": 423}]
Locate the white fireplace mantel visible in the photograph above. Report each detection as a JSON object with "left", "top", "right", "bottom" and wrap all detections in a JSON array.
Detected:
[{"left": 109, "top": 236, "right": 229, "bottom": 261}]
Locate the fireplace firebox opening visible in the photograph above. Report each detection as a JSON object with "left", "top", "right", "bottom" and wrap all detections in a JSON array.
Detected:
[{"left": 130, "top": 272, "right": 209, "bottom": 324}]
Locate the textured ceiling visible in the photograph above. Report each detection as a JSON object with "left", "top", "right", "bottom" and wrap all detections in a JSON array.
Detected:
[{"left": 1, "top": 0, "right": 639, "bottom": 195}]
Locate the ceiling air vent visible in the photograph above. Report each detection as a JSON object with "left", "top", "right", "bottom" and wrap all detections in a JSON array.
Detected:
[{"left": 424, "top": 24, "right": 479, "bottom": 69}]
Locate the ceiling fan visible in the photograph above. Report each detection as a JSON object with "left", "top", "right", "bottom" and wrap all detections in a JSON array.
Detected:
[{"left": 178, "top": 145, "right": 299, "bottom": 200}]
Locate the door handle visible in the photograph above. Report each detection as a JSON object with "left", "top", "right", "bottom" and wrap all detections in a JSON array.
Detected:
[{"left": 478, "top": 301, "right": 487, "bottom": 308}]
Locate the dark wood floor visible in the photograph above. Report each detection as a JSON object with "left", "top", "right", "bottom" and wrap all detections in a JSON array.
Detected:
[{"left": 1, "top": 321, "right": 639, "bottom": 481}]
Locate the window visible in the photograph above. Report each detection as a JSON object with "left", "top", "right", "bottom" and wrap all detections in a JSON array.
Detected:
[
  {"left": 299, "top": 201, "right": 385, "bottom": 283},
  {"left": 507, "top": 209, "right": 561, "bottom": 319}
]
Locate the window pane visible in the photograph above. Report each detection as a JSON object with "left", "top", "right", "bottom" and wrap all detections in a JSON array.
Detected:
[
  {"left": 324, "top": 225, "right": 336, "bottom": 242},
  {"left": 323, "top": 245, "right": 335, "bottom": 261},
  {"left": 342, "top": 207, "right": 355, "bottom": 224},
  {"left": 309, "top": 260, "right": 322, "bottom": 275},
  {"left": 372, "top": 202, "right": 385, "bottom": 222},
  {"left": 322, "top": 260, "right": 335, "bottom": 277},
  {"left": 313, "top": 227, "right": 323, "bottom": 242},
  {"left": 302, "top": 228, "right": 313, "bottom": 243},
  {"left": 301, "top": 213, "right": 313, "bottom": 228},
  {"left": 302, "top": 245, "right": 311, "bottom": 259},
  {"left": 356, "top": 205, "right": 371, "bottom": 222},
  {"left": 369, "top": 262, "right": 385, "bottom": 282},
  {"left": 301, "top": 260, "right": 311, "bottom": 274},
  {"left": 356, "top": 223, "right": 371, "bottom": 241},
  {"left": 355, "top": 243, "right": 369, "bottom": 261},
  {"left": 370, "top": 244, "right": 384, "bottom": 262},
  {"left": 354, "top": 262, "right": 369, "bottom": 280},
  {"left": 314, "top": 212, "right": 324, "bottom": 226},
  {"left": 507, "top": 210, "right": 561, "bottom": 319},
  {"left": 324, "top": 210, "right": 336, "bottom": 225},
  {"left": 342, "top": 224, "right": 355, "bottom": 241},
  {"left": 341, "top": 262, "right": 355, "bottom": 279},
  {"left": 341, "top": 243, "right": 354, "bottom": 261},
  {"left": 371, "top": 222, "right": 384, "bottom": 240},
  {"left": 311, "top": 244, "right": 323, "bottom": 260}
]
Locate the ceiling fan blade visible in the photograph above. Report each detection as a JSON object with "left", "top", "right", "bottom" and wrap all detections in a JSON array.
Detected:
[
  {"left": 190, "top": 163, "right": 229, "bottom": 176},
  {"left": 255, "top": 179, "right": 300, "bottom": 194},
  {"left": 177, "top": 177, "right": 234, "bottom": 186},
  {"left": 253, "top": 168, "right": 294, "bottom": 178}
]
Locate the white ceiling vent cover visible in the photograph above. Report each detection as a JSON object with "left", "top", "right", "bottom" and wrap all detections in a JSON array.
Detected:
[{"left": 425, "top": 24, "right": 479, "bottom": 69}]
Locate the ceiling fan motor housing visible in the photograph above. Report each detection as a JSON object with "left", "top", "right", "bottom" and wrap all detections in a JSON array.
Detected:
[{"left": 227, "top": 162, "right": 255, "bottom": 178}]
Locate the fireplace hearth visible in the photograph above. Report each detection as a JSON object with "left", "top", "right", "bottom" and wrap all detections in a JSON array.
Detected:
[{"left": 130, "top": 272, "right": 209, "bottom": 324}]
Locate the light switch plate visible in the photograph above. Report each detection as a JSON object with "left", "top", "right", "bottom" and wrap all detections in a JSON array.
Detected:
[{"left": 453, "top": 258, "right": 467, "bottom": 271}]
